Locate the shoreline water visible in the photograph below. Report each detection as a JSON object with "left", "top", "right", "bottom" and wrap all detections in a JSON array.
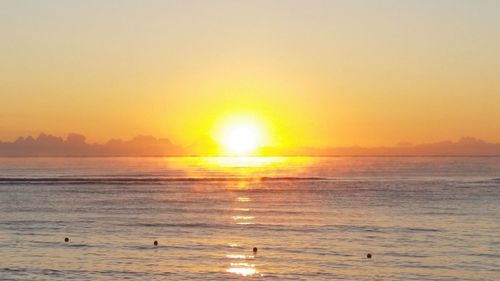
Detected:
[{"left": 1, "top": 157, "right": 499, "bottom": 280}]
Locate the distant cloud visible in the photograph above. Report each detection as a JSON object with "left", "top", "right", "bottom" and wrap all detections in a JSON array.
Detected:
[
  {"left": 264, "top": 137, "right": 500, "bottom": 156},
  {"left": 1, "top": 134, "right": 500, "bottom": 156},
  {"left": 0, "top": 133, "right": 184, "bottom": 156}
]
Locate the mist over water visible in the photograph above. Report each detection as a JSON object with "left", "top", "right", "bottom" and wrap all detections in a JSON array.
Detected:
[{"left": 1, "top": 157, "right": 499, "bottom": 280}]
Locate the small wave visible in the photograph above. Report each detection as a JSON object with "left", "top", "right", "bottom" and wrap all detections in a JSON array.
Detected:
[
  {"left": 129, "top": 222, "right": 215, "bottom": 228},
  {"left": 0, "top": 176, "right": 326, "bottom": 185},
  {"left": 385, "top": 252, "right": 429, "bottom": 258},
  {"left": 404, "top": 227, "right": 441, "bottom": 232},
  {"left": 467, "top": 252, "right": 500, "bottom": 258},
  {"left": 3, "top": 267, "right": 24, "bottom": 272}
]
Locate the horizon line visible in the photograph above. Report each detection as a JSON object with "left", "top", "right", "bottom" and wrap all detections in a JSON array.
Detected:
[{"left": 2, "top": 155, "right": 500, "bottom": 158}]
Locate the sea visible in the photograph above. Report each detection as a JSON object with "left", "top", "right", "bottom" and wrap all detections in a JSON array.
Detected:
[{"left": 0, "top": 157, "right": 499, "bottom": 280}]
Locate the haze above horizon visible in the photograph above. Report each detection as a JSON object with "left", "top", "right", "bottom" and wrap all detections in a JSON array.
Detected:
[{"left": 1, "top": 0, "right": 499, "bottom": 150}]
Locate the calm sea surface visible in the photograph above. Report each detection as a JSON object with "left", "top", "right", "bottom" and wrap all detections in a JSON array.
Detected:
[{"left": 0, "top": 157, "right": 499, "bottom": 280}]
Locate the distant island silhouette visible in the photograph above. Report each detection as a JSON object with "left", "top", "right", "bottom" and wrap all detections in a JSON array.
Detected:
[{"left": 0, "top": 133, "right": 500, "bottom": 156}]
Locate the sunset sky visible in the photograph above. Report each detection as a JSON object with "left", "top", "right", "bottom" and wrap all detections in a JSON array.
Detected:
[{"left": 1, "top": 0, "right": 499, "bottom": 149}]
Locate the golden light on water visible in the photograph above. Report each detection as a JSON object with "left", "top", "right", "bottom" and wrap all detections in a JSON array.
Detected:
[
  {"left": 226, "top": 252, "right": 258, "bottom": 276},
  {"left": 226, "top": 254, "right": 248, "bottom": 259},
  {"left": 226, "top": 266, "right": 257, "bottom": 276},
  {"left": 225, "top": 181, "right": 261, "bottom": 277},
  {"left": 233, "top": 214, "right": 255, "bottom": 225},
  {"left": 203, "top": 156, "right": 285, "bottom": 168},
  {"left": 232, "top": 216, "right": 255, "bottom": 220}
]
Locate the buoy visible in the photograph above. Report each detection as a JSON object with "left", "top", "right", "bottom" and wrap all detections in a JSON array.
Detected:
[
  {"left": 367, "top": 253, "right": 372, "bottom": 259},
  {"left": 154, "top": 240, "right": 158, "bottom": 246},
  {"left": 253, "top": 247, "right": 258, "bottom": 253},
  {"left": 64, "top": 237, "right": 69, "bottom": 242}
]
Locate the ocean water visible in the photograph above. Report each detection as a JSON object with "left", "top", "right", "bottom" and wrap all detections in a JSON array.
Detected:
[{"left": 0, "top": 157, "right": 499, "bottom": 280}]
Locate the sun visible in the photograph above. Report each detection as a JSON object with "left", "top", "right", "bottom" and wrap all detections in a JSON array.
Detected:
[
  {"left": 214, "top": 115, "right": 265, "bottom": 156},
  {"left": 222, "top": 125, "right": 259, "bottom": 155}
]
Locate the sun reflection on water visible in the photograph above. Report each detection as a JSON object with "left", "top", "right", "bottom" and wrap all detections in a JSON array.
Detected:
[
  {"left": 226, "top": 266, "right": 257, "bottom": 276},
  {"left": 226, "top": 254, "right": 258, "bottom": 276},
  {"left": 163, "top": 156, "right": 317, "bottom": 182},
  {"left": 232, "top": 215, "right": 255, "bottom": 225},
  {"left": 203, "top": 156, "right": 286, "bottom": 168},
  {"left": 225, "top": 179, "right": 262, "bottom": 277},
  {"left": 226, "top": 254, "right": 247, "bottom": 259},
  {"left": 232, "top": 216, "right": 255, "bottom": 220}
]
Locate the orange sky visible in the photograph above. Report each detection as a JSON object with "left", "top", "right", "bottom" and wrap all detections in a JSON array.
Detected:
[{"left": 1, "top": 1, "right": 499, "bottom": 149}]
